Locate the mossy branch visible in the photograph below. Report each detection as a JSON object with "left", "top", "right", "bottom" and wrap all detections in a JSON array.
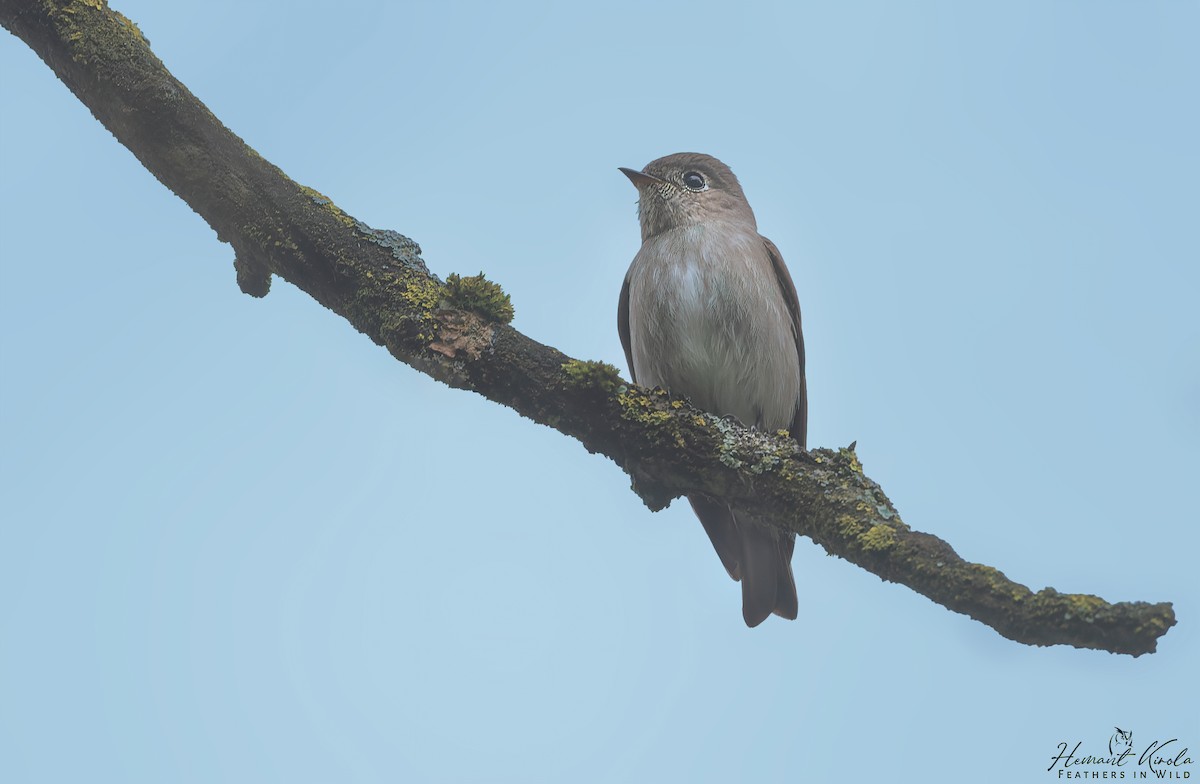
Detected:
[{"left": 1, "top": 0, "right": 1176, "bottom": 656}]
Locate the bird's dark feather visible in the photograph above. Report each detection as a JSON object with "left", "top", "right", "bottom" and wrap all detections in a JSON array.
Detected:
[
  {"left": 617, "top": 275, "right": 635, "bottom": 385},
  {"left": 761, "top": 235, "right": 807, "bottom": 449}
]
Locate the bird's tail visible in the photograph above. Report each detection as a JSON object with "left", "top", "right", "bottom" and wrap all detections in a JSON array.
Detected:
[
  {"left": 738, "top": 515, "right": 798, "bottom": 627},
  {"left": 688, "top": 495, "right": 798, "bottom": 627}
]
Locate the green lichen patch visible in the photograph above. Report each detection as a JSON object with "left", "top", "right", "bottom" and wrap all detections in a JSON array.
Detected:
[
  {"left": 404, "top": 277, "right": 442, "bottom": 313},
  {"left": 859, "top": 524, "right": 897, "bottom": 552},
  {"left": 1058, "top": 592, "right": 1108, "bottom": 622},
  {"left": 445, "top": 272, "right": 514, "bottom": 324},
  {"left": 345, "top": 265, "right": 443, "bottom": 346},
  {"left": 561, "top": 360, "right": 621, "bottom": 393},
  {"left": 1133, "top": 613, "right": 1172, "bottom": 639},
  {"left": 56, "top": 0, "right": 105, "bottom": 14},
  {"left": 354, "top": 222, "right": 427, "bottom": 276},
  {"left": 837, "top": 514, "right": 865, "bottom": 538},
  {"left": 971, "top": 565, "right": 1032, "bottom": 603},
  {"left": 616, "top": 388, "right": 674, "bottom": 427},
  {"left": 292, "top": 185, "right": 357, "bottom": 231},
  {"left": 706, "top": 416, "right": 791, "bottom": 475},
  {"left": 709, "top": 417, "right": 747, "bottom": 470},
  {"left": 613, "top": 388, "right": 691, "bottom": 451}
]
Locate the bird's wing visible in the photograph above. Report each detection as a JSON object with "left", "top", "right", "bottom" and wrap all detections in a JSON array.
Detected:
[
  {"left": 761, "top": 235, "right": 807, "bottom": 449},
  {"left": 617, "top": 274, "right": 636, "bottom": 384}
]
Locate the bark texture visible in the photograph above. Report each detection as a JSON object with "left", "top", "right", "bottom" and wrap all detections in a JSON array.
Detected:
[{"left": 1, "top": 0, "right": 1176, "bottom": 656}]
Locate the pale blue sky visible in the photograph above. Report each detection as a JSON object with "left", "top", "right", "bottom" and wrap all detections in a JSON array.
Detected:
[{"left": 2, "top": 1, "right": 1197, "bottom": 782}]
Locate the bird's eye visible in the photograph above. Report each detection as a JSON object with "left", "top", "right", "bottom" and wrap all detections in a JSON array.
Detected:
[{"left": 682, "top": 171, "right": 707, "bottom": 191}]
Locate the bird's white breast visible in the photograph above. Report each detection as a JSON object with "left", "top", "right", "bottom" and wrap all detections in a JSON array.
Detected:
[{"left": 626, "top": 222, "right": 801, "bottom": 431}]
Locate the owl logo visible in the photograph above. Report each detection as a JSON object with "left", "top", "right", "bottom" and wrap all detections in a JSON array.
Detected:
[{"left": 1109, "top": 727, "right": 1133, "bottom": 755}]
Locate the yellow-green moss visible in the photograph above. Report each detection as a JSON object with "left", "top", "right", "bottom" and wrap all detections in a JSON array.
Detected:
[
  {"left": 56, "top": 0, "right": 105, "bottom": 13},
  {"left": 976, "top": 565, "right": 1032, "bottom": 603},
  {"left": 617, "top": 388, "right": 673, "bottom": 426},
  {"left": 616, "top": 388, "right": 689, "bottom": 449},
  {"left": 298, "top": 185, "right": 356, "bottom": 229},
  {"left": 298, "top": 185, "right": 332, "bottom": 205},
  {"left": 1060, "top": 593, "right": 1107, "bottom": 621},
  {"left": 406, "top": 278, "right": 441, "bottom": 311},
  {"left": 837, "top": 514, "right": 865, "bottom": 538},
  {"left": 349, "top": 270, "right": 443, "bottom": 344},
  {"left": 402, "top": 278, "right": 442, "bottom": 341},
  {"left": 1134, "top": 614, "right": 1171, "bottom": 637},
  {"left": 445, "top": 272, "right": 514, "bottom": 324},
  {"left": 859, "top": 524, "right": 896, "bottom": 552},
  {"left": 112, "top": 10, "right": 146, "bottom": 44},
  {"left": 46, "top": 0, "right": 101, "bottom": 61},
  {"left": 561, "top": 360, "right": 621, "bottom": 393}
]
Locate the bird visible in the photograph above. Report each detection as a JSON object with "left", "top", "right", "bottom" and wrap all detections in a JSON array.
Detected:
[{"left": 617, "top": 152, "right": 807, "bottom": 627}]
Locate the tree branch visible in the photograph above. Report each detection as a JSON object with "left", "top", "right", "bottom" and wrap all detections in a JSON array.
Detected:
[{"left": 2, "top": 0, "right": 1176, "bottom": 656}]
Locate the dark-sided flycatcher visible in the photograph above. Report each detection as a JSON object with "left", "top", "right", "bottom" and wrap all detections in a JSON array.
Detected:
[{"left": 618, "top": 152, "right": 806, "bottom": 627}]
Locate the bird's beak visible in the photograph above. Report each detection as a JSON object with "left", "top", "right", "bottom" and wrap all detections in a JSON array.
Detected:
[{"left": 619, "top": 167, "right": 668, "bottom": 188}]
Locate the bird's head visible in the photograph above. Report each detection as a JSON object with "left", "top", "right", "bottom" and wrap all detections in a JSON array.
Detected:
[{"left": 620, "top": 152, "right": 757, "bottom": 242}]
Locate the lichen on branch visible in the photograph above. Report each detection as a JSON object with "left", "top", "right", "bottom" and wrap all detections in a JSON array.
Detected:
[{"left": 0, "top": 0, "right": 1176, "bottom": 657}]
